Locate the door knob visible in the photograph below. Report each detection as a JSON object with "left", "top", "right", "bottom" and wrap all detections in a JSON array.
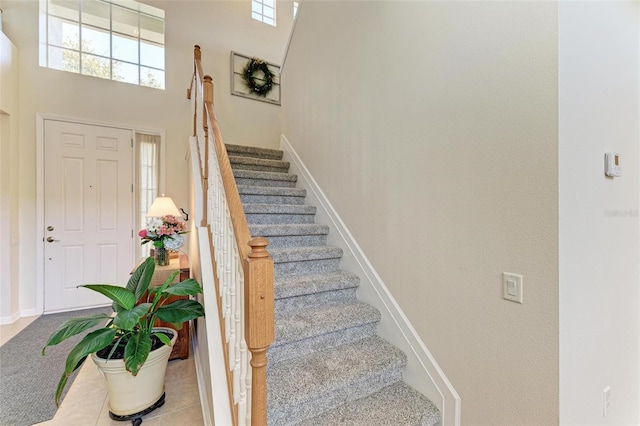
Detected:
[{"left": 46, "top": 237, "right": 59, "bottom": 243}]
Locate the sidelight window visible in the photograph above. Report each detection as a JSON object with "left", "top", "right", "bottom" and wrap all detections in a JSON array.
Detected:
[{"left": 137, "top": 132, "right": 160, "bottom": 258}]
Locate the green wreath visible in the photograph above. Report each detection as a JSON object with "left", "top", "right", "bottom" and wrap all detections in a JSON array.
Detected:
[{"left": 242, "top": 58, "right": 277, "bottom": 97}]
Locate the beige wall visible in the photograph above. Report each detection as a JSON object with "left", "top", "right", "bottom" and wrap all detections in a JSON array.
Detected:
[
  {"left": 281, "top": 2, "right": 559, "bottom": 424},
  {"left": 1, "top": 0, "right": 292, "bottom": 314},
  {"left": 559, "top": 1, "right": 640, "bottom": 424},
  {"left": 0, "top": 30, "right": 20, "bottom": 323}
]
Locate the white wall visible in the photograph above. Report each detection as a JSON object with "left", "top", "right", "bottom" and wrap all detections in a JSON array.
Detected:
[
  {"left": 0, "top": 0, "right": 292, "bottom": 315},
  {"left": 559, "top": 1, "right": 640, "bottom": 424},
  {"left": 281, "top": 2, "right": 559, "bottom": 424},
  {"left": 0, "top": 30, "right": 20, "bottom": 323}
]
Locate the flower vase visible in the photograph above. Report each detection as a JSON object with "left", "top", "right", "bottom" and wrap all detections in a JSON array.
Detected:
[{"left": 155, "top": 247, "right": 170, "bottom": 266}]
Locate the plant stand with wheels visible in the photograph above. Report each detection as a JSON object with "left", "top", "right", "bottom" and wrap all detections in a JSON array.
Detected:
[{"left": 108, "top": 393, "right": 165, "bottom": 425}]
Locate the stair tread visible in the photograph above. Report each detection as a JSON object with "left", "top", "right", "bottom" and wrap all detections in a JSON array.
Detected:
[
  {"left": 233, "top": 169, "right": 297, "bottom": 182},
  {"left": 226, "top": 144, "right": 283, "bottom": 160},
  {"left": 274, "top": 300, "right": 380, "bottom": 347},
  {"left": 275, "top": 271, "right": 360, "bottom": 300},
  {"left": 269, "top": 246, "right": 343, "bottom": 263},
  {"left": 238, "top": 185, "right": 306, "bottom": 197},
  {"left": 251, "top": 223, "right": 329, "bottom": 237},
  {"left": 267, "top": 336, "right": 406, "bottom": 412},
  {"left": 298, "top": 382, "right": 441, "bottom": 426},
  {"left": 244, "top": 203, "right": 317, "bottom": 214},
  {"left": 229, "top": 155, "right": 289, "bottom": 169}
]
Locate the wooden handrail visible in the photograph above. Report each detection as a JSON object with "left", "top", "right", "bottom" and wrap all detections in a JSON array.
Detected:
[
  {"left": 203, "top": 100, "right": 252, "bottom": 262},
  {"left": 191, "top": 45, "right": 275, "bottom": 426},
  {"left": 194, "top": 44, "right": 204, "bottom": 86}
]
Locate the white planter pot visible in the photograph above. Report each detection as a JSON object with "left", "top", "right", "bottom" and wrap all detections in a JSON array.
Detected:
[{"left": 91, "top": 327, "right": 177, "bottom": 417}]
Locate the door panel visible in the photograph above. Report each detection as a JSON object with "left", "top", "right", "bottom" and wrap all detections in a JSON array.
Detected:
[{"left": 44, "top": 120, "right": 134, "bottom": 312}]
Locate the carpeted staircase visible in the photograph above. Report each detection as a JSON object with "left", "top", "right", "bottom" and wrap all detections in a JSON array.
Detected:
[{"left": 227, "top": 144, "right": 441, "bottom": 426}]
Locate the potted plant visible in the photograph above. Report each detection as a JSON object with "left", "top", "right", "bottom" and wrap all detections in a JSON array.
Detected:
[{"left": 42, "top": 256, "right": 205, "bottom": 421}]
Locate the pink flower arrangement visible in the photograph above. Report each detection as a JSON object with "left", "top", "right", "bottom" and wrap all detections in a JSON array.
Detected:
[{"left": 139, "top": 215, "right": 188, "bottom": 250}]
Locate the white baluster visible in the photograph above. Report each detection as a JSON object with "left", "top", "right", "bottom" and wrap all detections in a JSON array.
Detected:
[
  {"left": 230, "top": 241, "right": 240, "bottom": 404},
  {"left": 245, "top": 350, "right": 252, "bottom": 426},
  {"left": 217, "top": 182, "right": 224, "bottom": 280},
  {"left": 207, "top": 140, "right": 213, "bottom": 226},
  {"left": 213, "top": 176, "right": 221, "bottom": 269},
  {"left": 238, "top": 236, "right": 249, "bottom": 425},
  {"left": 229, "top": 242, "right": 237, "bottom": 343},
  {"left": 223, "top": 210, "right": 231, "bottom": 341},
  {"left": 239, "top": 311, "right": 249, "bottom": 423}
]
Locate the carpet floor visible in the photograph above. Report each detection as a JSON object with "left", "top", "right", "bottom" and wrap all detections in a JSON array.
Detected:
[{"left": 0, "top": 307, "right": 111, "bottom": 426}]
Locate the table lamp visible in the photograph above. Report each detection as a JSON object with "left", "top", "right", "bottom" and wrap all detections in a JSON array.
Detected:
[{"left": 146, "top": 194, "right": 182, "bottom": 218}]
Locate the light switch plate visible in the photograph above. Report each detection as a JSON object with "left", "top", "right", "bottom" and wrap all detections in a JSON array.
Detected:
[{"left": 503, "top": 272, "right": 523, "bottom": 304}]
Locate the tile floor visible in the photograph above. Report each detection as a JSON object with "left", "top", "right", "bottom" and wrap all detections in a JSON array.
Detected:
[
  {"left": 0, "top": 315, "right": 39, "bottom": 346},
  {"left": 1, "top": 317, "right": 205, "bottom": 426}
]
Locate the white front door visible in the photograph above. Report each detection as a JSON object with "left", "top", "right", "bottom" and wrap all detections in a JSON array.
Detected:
[{"left": 44, "top": 119, "right": 134, "bottom": 313}]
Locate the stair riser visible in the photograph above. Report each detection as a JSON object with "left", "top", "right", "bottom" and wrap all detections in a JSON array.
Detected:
[
  {"left": 246, "top": 213, "right": 316, "bottom": 225},
  {"left": 229, "top": 153, "right": 283, "bottom": 160},
  {"left": 269, "top": 323, "right": 377, "bottom": 365},
  {"left": 267, "top": 367, "right": 404, "bottom": 426},
  {"left": 274, "top": 271, "right": 360, "bottom": 300},
  {"left": 275, "top": 258, "right": 341, "bottom": 278},
  {"left": 235, "top": 177, "right": 297, "bottom": 188},
  {"left": 263, "top": 234, "right": 328, "bottom": 249},
  {"left": 275, "top": 288, "right": 357, "bottom": 311},
  {"left": 229, "top": 155, "right": 289, "bottom": 169},
  {"left": 241, "top": 194, "right": 306, "bottom": 205},
  {"left": 226, "top": 146, "right": 284, "bottom": 160},
  {"left": 231, "top": 164, "right": 289, "bottom": 173}
]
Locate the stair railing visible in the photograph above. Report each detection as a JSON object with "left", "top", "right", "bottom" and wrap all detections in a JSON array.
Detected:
[{"left": 188, "top": 45, "right": 275, "bottom": 426}]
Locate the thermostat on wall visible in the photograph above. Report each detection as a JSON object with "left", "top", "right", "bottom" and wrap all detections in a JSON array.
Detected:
[{"left": 605, "top": 152, "right": 622, "bottom": 178}]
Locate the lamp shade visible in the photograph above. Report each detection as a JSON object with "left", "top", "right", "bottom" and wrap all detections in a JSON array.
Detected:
[{"left": 146, "top": 196, "right": 182, "bottom": 218}]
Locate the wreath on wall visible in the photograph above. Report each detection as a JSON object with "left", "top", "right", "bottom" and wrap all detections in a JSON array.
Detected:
[{"left": 242, "top": 58, "right": 277, "bottom": 97}]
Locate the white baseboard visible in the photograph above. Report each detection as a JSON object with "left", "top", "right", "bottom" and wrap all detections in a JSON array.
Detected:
[
  {"left": 19, "top": 308, "right": 38, "bottom": 318},
  {"left": 41, "top": 305, "right": 109, "bottom": 315},
  {"left": 280, "top": 135, "right": 461, "bottom": 426},
  {"left": 0, "top": 311, "right": 21, "bottom": 325}
]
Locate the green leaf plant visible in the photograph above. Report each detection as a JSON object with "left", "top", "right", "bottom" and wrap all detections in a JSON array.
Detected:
[{"left": 42, "top": 257, "right": 205, "bottom": 406}]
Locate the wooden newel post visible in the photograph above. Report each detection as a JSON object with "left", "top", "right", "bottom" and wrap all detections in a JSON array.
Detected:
[
  {"left": 244, "top": 237, "right": 275, "bottom": 426},
  {"left": 203, "top": 75, "right": 214, "bottom": 104},
  {"left": 194, "top": 44, "right": 201, "bottom": 61}
]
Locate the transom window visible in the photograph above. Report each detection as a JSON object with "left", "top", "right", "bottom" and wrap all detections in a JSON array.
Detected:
[
  {"left": 252, "top": 0, "right": 276, "bottom": 27},
  {"left": 40, "top": 0, "right": 165, "bottom": 90}
]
